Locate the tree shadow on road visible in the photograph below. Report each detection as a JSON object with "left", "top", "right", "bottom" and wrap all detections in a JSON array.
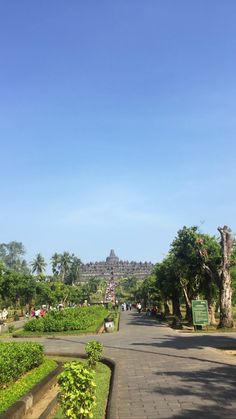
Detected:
[
  {"left": 131, "top": 332, "right": 236, "bottom": 351},
  {"left": 151, "top": 363, "right": 236, "bottom": 418},
  {"left": 125, "top": 311, "right": 167, "bottom": 327}
]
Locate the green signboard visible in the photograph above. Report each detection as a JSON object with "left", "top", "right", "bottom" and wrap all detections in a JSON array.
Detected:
[{"left": 192, "top": 300, "right": 209, "bottom": 325}]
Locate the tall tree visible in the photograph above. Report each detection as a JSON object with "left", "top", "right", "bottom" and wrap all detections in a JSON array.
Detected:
[
  {"left": 59, "top": 252, "right": 73, "bottom": 282},
  {"left": 0, "top": 241, "right": 27, "bottom": 271},
  {"left": 51, "top": 253, "right": 61, "bottom": 278},
  {"left": 217, "top": 226, "right": 235, "bottom": 328},
  {"left": 31, "top": 253, "right": 47, "bottom": 275},
  {"left": 170, "top": 226, "right": 203, "bottom": 322},
  {"left": 155, "top": 255, "right": 182, "bottom": 318},
  {"left": 66, "top": 256, "right": 81, "bottom": 285}
]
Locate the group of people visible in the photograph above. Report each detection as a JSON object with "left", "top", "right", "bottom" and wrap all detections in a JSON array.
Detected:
[
  {"left": 121, "top": 302, "right": 143, "bottom": 313},
  {"left": 121, "top": 302, "right": 132, "bottom": 311},
  {"left": 105, "top": 280, "right": 116, "bottom": 302},
  {"left": 146, "top": 305, "right": 159, "bottom": 317},
  {"left": 31, "top": 307, "right": 47, "bottom": 318}
]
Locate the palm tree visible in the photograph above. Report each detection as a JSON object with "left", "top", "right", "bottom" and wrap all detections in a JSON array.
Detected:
[
  {"left": 66, "top": 256, "right": 81, "bottom": 285},
  {"left": 51, "top": 252, "right": 61, "bottom": 277},
  {"left": 59, "top": 252, "right": 73, "bottom": 282},
  {"left": 31, "top": 253, "right": 47, "bottom": 275}
]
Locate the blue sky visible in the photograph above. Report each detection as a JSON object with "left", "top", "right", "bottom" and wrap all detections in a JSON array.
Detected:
[{"left": 0, "top": 1, "right": 236, "bottom": 267}]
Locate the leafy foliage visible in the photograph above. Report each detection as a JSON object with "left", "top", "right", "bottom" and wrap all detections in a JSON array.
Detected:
[
  {"left": 58, "top": 361, "right": 96, "bottom": 419},
  {"left": 24, "top": 306, "right": 108, "bottom": 333},
  {"left": 30, "top": 253, "right": 47, "bottom": 275},
  {"left": 0, "top": 358, "right": 57, "bottom": 414},
  {"left": 0, "top": 241, "right": 28, "bottom": 272},
  {"left": 85, "top": 341, "right": 103, "bottom": 369},
  {"left": 0, "top": 342, "right": 44, "bottom": 387}
]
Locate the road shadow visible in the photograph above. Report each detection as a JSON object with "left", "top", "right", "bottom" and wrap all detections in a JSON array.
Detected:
[
  {"left": 131, "top": 333, "right": 236, "bottom": 350},
  {"left": 124, "top": 311, "right": 167, "bottom": 327},
  {"left": 151, "top": 363, "right": 236, "bottom": 418}
]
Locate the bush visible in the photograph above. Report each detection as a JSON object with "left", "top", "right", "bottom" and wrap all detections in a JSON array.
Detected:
[
  {"left": 24, "top": 306, "right": 108, "bottom": 333},
  {"left": 58, "top": 361, "right": 96, "bottom": 419},
  {"left": 24, "top": 318, "right": 45, "bottom": 332},
  {"left": 85, "top": 341, "right": 103, "bottom": 369},
  {"left": 0, "top": 358, "right": 57, "bottom": 414},
  {"left": 0, "top": 342, "right": 44, "bottom": 387},
  {"left": 7, "top": 325, "right": 15, "bottom": 333}
]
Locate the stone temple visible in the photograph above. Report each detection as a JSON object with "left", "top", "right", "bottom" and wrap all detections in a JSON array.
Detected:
[{"left": 79, "top": 249, "right": 154, "bottom": 282}]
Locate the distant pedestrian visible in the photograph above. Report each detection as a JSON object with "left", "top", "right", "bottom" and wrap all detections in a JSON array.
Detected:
[
  {"left": 35, "top": 308, "right": 41, "bottom": 319},
  {"left": 137, "top": 302, "right": 142, "bottom": 314},
  {"left": 129, "top": 303, "right": 132, "bottom": 311},
  {"left": 2, "top": 308, "right": 8, "bottom": 322}
]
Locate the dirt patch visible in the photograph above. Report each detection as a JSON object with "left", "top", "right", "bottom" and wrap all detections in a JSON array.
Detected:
[
  {"left": 223, "top": 349, "right": 236, "bottom": 356},
  {"left": 24, "top": 383, "right": 58, "bottom": 419}
]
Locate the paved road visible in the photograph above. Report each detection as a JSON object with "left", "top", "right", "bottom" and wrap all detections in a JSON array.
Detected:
[{"left": 14, "top": 310, "right": 236, "bottom": 418}]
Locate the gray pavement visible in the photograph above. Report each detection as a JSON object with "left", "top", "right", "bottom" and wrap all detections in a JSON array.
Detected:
[{"left": 12, "top": 310, "right": 236, "bottom": 418}]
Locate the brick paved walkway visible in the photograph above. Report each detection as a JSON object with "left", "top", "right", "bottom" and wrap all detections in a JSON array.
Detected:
[{"left": 18, "top": 310, "right": 236, "bottom": 418}]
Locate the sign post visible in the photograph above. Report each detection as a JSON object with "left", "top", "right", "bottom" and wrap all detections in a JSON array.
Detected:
[{"left": 192, "top": 300, "right": 209, "bottom": 328}]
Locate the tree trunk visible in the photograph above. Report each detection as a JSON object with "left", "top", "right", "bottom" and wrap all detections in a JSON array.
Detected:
[
  {"left": 218, "top": 226, "right": 234, "bottom": 328},
  {"left": 164, "top": 301, "right": 170, "bottom": 316},
  {"left": 208, "top": 301, "right": 216, "bottom": 325},
  {"left": 171, "top": 290, "right": 182, "bottom": 318},
  {"left": 219, "top": 269, "right": 233, "bottom": 328},
  {"left": 182, "top": 285, "right": 192, "bottom": 323},
  {"left": 204, "top": 274, "right": 217, "bottom": 325}
]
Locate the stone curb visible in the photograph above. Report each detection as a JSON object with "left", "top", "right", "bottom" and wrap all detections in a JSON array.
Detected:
[{"left": 0, "top": 364, "right": 62, "bottom": 419}]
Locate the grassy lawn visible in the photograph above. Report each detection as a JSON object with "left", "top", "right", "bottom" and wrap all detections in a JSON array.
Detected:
[
  {"left": 0, "top": 358, "right": 57, "bottom": 414},
  {"left": 53, "top": 358, "right": 111, "bottom": 419},
  {"left": 13, "top": 326, "right": 102, "bottom": 337}
]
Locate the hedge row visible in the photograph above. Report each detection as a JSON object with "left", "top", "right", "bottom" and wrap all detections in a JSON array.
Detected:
[
  {"left": 24, "top": 306, "right": 108, "bottom": 333},
  {"left": 0, "top": 342, "right": 44, "bottom": 387}
]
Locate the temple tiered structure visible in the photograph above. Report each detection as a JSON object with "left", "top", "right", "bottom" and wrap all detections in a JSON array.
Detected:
[{"left": 79, "top": 250, "right": 153, "bottom": 282}]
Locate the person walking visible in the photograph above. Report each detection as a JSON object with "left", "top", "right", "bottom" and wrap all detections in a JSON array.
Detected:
[
  {"left": 137, "top": 302, "right": 142, "bottom": 314},
  {"left": 2, "top": 308, "right": 8, "bottom": 324}
]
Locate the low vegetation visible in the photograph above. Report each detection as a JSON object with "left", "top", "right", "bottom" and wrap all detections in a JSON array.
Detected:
[
  {"left": 58, "top": 361, "right": 96, "bottom": 419},
  {"left": 0, "top": 342, "right": 44, "bottom": 387},
  {"left": 22, "top": 306, "right": 108, "bottom": 335},
  {"left": 0, "top": 341, "right": 57, "bottom": 414},
  {"left": 55, "top": 357, "right": 111, "bottom": 419},
  {"left": 85, "top": 341, "right": 103, "bottom": 369}
]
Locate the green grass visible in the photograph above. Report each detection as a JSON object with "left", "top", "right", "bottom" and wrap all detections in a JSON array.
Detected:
[
  {"left": 0, "top": 331, "right": 17, "bottom": 338},
  {"left": 53, "top": 359, "right": 111, "bottom": 419},
  {"left": 193, "top": 327, "right": 236, "bottom": 333},
  {"left": 113, "top": 311, "right": 120, "bottom": 331},
  {"left": 0, "top": 358, "right": 57, "bottom": 414}
]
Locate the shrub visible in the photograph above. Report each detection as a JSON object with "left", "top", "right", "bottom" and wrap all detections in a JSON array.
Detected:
[
  {"left": 0, "top": 358, "right": 57, "bottom": 414},
  {"left": 58, "top": 361, "right": 96, "bottom": 419},
  {"left": 0, "top": 342, "right": 44, "bottom": 387},
  {"left": 85, "top": 341, "right": 103, "bottom": 369},
  {"left": 24, "top": 306, "right": 108, "bottom": 333},
  {"left": 24, "top": 318, "right": 45, "bottom": 332},
  {"left": 7, "top": 325, "right": 15, "bottom": 333}
]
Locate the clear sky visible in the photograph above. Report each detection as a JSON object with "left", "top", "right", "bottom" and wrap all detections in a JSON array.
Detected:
[{"left": 0, "top": 1, "right": 236, "bottom": 267}]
